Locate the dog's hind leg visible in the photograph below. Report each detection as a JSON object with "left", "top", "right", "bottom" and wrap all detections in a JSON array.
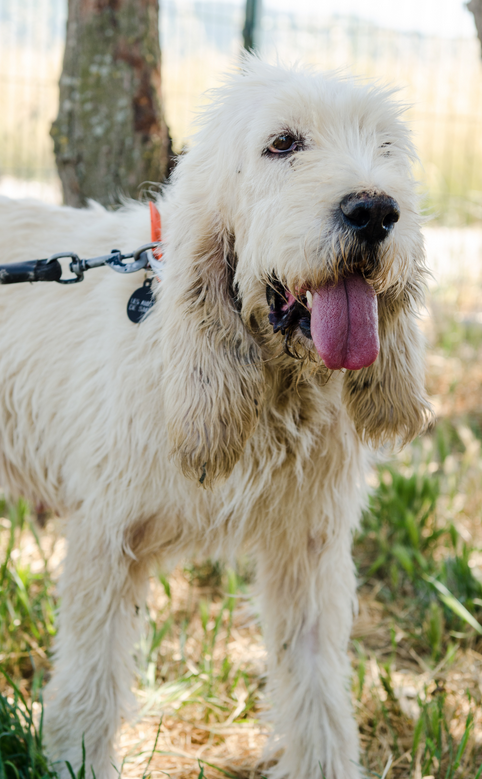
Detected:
[
  {"left": 44, "top": 513, "right": 153, "bottom": 779},
  {"left": 256, "top": 527, "right": 362, "bottom": 779}
]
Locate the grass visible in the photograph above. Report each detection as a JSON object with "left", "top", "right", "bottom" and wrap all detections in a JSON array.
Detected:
[
  {"left": 2, "top": 280, "right": 482, "bottom": 777},
  {"left": 0, "top": 497, "right": 56, "bottom": 687},
  {"left": 358, "top": 441, "right": 482, "bottom": 650},
  {"left": 0, "top": 673, "right": 57, "bottom": 779},
  {"left": 353, "top": 443, "right": 482, "bottom": 777}
]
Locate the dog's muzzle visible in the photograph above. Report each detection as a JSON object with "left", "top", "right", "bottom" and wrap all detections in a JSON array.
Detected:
[{"left": 266, "top": 191, "right": 401, "bottom": 368}]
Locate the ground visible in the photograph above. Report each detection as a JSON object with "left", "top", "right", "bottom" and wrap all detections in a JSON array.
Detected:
[{"left": 2, "top": 230, "right": 482, "bottom": 778}]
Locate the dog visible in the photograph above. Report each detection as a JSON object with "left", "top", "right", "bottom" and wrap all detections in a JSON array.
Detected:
[{"left": 0, "top": 57, "right": 432, "bottom": 779}]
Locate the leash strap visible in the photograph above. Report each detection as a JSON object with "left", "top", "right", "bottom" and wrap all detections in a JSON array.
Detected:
[
  {"left": 0, "top": 201, "right": 164, "bottom": 285},
  {"left": 0, "top": 258, "right": 62, "bottom": 284}
]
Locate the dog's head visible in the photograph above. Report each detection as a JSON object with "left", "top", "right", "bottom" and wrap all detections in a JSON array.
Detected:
[{"left": 160, "top": 57, "right": 432, "bottom": 486}]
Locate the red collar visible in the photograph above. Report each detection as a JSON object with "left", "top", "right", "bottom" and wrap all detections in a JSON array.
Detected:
[{"left": 149, "top": 202, "right": 162, "bottom": 260}]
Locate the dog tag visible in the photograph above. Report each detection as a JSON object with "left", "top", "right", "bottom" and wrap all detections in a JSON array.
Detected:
[{"left": 127, "top": 278, "right": 155, "bottom": 323}]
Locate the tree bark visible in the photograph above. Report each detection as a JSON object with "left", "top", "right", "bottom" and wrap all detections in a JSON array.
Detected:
[
  {"left": 468, "top": 0, "right": 482, "bottom": 54},
  {"left": 51, "top": 0, "right": 171, "bottom": 208}
]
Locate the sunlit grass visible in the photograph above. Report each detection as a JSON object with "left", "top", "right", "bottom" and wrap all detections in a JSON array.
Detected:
[
  {"left": 0, "top": 498, "right": 56, "bottom": 685},
  {"left": 0, "top": 673, "right": 57, "bottom": 779}
]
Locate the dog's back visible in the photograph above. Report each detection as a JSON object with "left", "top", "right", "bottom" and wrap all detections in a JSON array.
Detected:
[{"left": 0, "top": 197, "right": 170, "bottom": 513}]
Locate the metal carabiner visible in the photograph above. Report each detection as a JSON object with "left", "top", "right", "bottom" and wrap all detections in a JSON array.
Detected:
[
  {"left": 104, "top": 244, "right": 155, "bottom": 275},
  {"left": 48, "top": 252, "right": 84, "bottom": 284}
]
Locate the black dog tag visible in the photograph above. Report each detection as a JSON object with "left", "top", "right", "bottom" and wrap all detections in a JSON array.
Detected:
[{"left": 127, "top": 278, "right": 155, "bottom": 323}]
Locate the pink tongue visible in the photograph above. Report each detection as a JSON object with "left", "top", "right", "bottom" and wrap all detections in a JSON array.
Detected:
[{"left": 310, "top": 274, "right": 379, "bottom": 370}]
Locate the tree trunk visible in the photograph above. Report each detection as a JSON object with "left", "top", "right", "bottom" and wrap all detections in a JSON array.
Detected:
[
  {"left": 51, "top": 0, "right": 171, "bottom": 208},
  {"left": 468, "top": 0, "right": 482, "bottom": 54}
]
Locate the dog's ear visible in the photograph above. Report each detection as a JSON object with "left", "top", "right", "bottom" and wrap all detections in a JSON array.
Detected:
[
  {"left": 342, "top": 282, "right": 433, "bottom": 447},
  {"left": 160, "top": 214, "right": 265, "bottom": 488}
]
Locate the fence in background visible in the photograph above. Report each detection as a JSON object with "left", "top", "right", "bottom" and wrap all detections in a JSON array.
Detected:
[{"left": 1, "top": 0, "right": 482, "bottom": 223}]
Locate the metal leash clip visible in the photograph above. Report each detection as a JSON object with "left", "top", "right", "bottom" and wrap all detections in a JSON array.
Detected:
[
  {"left": 104, "top": 243, "right": 157, "bottom": 275},
  {"left": 50, "top": 243, "right": 158, "bottom": 283},
  {"left": 49, "top": 252, "right": 84, "bottom": 284},
  {"left": 0, "top": 243, "right": 160, "bottom": 285}
]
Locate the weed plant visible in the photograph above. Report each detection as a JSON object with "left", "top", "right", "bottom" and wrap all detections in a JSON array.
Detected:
[
  {"left": 358, "top": 443, "right": 482, "bottom": 657},
  {"left": 0, "top": 673, "right": 57, "bottom": 779},
  {"left": 0, "top": 498, "right": 56, "bottom": 683}
]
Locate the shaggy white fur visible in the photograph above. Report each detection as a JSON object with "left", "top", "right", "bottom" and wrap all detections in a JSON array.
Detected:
[{"left": 0, "top": 58, "right": 432, "bottom": 779}]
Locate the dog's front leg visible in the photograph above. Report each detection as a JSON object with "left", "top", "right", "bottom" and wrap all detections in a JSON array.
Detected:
[
  {"left": 257, "top": 529, "right": 361, "bottom": 779},
  {"left": 44, "top": 516, "right": 150, "bottom": 779}
]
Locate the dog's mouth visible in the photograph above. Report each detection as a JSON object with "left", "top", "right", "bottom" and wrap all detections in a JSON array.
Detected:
[{"left": 266, "top": 273, "right": 379, "bottom": 370}]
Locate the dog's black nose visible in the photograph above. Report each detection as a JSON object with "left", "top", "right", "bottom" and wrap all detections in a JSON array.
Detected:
[{"left": 340, "top": 192, "right": 400, "bottom": 244}]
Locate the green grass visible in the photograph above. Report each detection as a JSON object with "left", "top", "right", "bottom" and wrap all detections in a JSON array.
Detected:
[
  {"left": 0, "top": 499, "right": 59, "bottom": 779},
  {"left": 0, "top": 498, "right": 56, "bottom": 684},
  {"left": 361, "top": 672, "right": 481, "bottom": 779},
  {"left": 0, "top": 682, "right": 225, "bottom": 779},
  {"left": 0, "top": 671, "right": 56, "bottom": 779},
  {"left": 357, "top": 457, "right": 482, "bottom": 657},
  {"left": 135, "top": 560, "right": 262, "bottom": 741},
  {"left": 356, "top": 413, "right": 482, "bottom": 641},
  {"left": 0, "top": 681, "right": 230, "bottom": 779}
]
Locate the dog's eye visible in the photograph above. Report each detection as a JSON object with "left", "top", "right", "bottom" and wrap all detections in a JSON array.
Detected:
[{"left": 267, "top": 134, "right": 300, "bottom": 155}]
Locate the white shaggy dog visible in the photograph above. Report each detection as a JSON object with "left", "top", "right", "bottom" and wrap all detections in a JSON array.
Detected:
[{"left": 0, "top": 58, "right": 431, "bottom": 779}]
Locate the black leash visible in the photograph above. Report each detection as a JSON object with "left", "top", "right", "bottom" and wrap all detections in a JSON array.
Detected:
[
  {"left": 0, "top": 243, "right": 159, "bottom": 285},
  {"left": 0, "top": 242, "right": 161, "bottom": 323}
]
